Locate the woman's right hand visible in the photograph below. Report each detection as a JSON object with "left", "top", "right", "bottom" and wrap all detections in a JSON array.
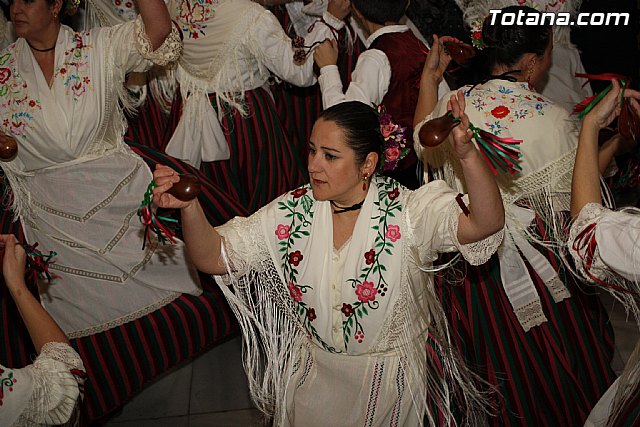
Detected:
[
  {"left": 584, "top": 79, "right": 640, "bottom": 131},
  {"left": 0, "top": 234, "right": 27, "bottom": 292},
  {"left": 152, "top": 164, "right": 196, "bottom": 210}
]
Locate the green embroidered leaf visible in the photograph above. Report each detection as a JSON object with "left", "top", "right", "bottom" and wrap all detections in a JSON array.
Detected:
[
  {"left": 301, "top": 230, "right": 310, "bottom": 236},
  {"left": 372, "top": 225, "right": 379, "bottom": 230},
  {"left": 379, "top": 265, "right": 387, "bottom": 271},
  {"left": 357, "top": 310, "right": 363, "bottom": 318},
  {"left": 346, "top": 317, "right": 353, "bottom": 326},
  {"left": 0, "top": 85, "right": 8, "bottom": 97},
  {"left": 287, "top": 199, "right": 295, "bottom": 208},
  {"left": 384, "top": 248, "right": 392, "bottom": 255},
  {"left": 362, "top": 306, "right": 368, "bottom": 315}
]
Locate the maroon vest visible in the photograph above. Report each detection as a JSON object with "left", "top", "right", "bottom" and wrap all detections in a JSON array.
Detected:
[
  {"left": 369, "top": 29, "right": 427, "bottom": 137},
  {"left": 370, "top": 30, "right": 427, "bottom": 188}
]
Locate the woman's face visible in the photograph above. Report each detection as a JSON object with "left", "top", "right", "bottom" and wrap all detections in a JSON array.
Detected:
[
  {"left": 10, "top": 0, "right": 59, "bottom": 40},
  {"left": 308, "top": 118, "right": 365, "bottom": 204}
]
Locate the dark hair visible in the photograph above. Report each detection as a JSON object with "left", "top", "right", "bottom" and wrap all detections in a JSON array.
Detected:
[
  {"left": 317, "top": 101, "right": 382, "bottom": 168},
  {"left": 481, "top": 6, "right": 551, "bottom": 72},
  {"left": 352, "top": 0, "right": 408, "bottom": 25}
]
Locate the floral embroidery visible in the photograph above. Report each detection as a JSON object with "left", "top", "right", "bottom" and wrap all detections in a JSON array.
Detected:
[
  {"left": 364, "top": 249, "right": 375, "bottom": 265},
  {"left": 491, "top": 105, "right": 510, "bottom": 119},
  {"left": 355, "top": 281, "right": 377, "bottom": 303},
  {"left": 342, "top": 178, "right": 400, "bottom": 346},
  {"left": 178, "top": 0, "right": 219, "bottom": 39},
  {"left": 288, "top": 250, "right": 303, "bottom": 266},
  {"left": 0, "top": 50, "right": 42, "bottom": 138},
  {"left": 53, "top": 32, "right": 93, "bottom": 101},
  {"left": 275, "top": 224, "right": 290, "bottom": 240},
  {"left": 341, "top": 303, "right": 354, "bottom": 317},
  {"left": 277, "top": 186, "right": 334, "bottom": 351},
  {"left": 0, "top": 367, "right": 17, "bottom": 406},
  {"left": 111, "top": 0, "right": 137, "bottom": 21},
  {"left": 464, "top": 83, "right": 550, "bottom": 134},
  {"left": 385, "top": 225, "right": 401, "bottom": 242}
]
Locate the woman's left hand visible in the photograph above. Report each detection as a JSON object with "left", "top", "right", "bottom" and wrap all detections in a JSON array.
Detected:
[
  {"left": 448, "top": 90, "right": 476, "bottom": 160},
  {"left": 314, "top": 39, "right": 338, "bottom": 69}
]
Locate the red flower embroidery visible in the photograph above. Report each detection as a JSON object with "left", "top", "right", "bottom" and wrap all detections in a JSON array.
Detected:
[
  {"left": 472, "top": 31, "right": 482, "bottom": 40},
  {"left": 341, "top": 303, "right": 354, "bottom": 317},
  {"left": 491, "top": 106, "right": 510, "bottom": 119},
  {"left": 356, "top": 281, "right": 377, "bottom": 303},
  {"left": 275, "top": 224, "right": 290, "bottom": 240},
  {"left": 289, "top": 250, "right": 304, "bottom": 266},
  {"left": 387, "top": 188, "right": 399, "bottom": 200},
  {"left": 291, "top": 188, "right": 307, "bottom": 198},
  {"left": 28, "top": 100, "right": 35, "bottom": 108},
  {"left": 364, "top": 249, "right": 375, "bottom": 265},
  {"left": 60, "top": 67, "right": 66, "bottom": 74},
  {"left": 0, "top": 68, "right": 11, "bottom": 84},
  {"left": 354, "top": 330, "right": 364, "bottom": 343},
  {"left": 288, "top": 281, "right": 302, "bottom": 302},
  {"left": 308, "top": 308, "right": 316, "bottom": 322},
  {"left": 385, "top": 224, "right": 401, "bottom": 242}
]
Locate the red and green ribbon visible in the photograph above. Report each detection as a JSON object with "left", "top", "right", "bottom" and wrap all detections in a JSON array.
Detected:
[
  {"left": 574, "top": 73, "right": 628, "bottom": 120},
  {"left": 468, "top": 123, "right": 523, "bottom": 175},
  {"left": 24, "top": 242, "right": 58, "bottom": 283},
  {"left": 137, "top": 181, "right": 178, "bottom": 250}
]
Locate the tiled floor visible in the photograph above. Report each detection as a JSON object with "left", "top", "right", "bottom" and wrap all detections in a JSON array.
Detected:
[{"left": 101, "top": 293, "right": 639, "bottom": 427}]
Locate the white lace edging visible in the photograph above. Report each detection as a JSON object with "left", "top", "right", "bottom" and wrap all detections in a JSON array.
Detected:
[
  {"left": 135, "top": 17, "right": 183, "bottom": 67},
  {"left": 17, "top": 343, "right": 85, "bottom": 426},
  {"left": 447, "top": 197, "right": 504, "bottom": 266}
]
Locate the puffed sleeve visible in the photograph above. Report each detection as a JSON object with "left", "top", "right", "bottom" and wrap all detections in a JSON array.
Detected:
[
  {"left": 99, "top": 15, "right": 183, "bottom": 74},
  {"left": 247, "top": 10, "right": 343, "bottom": 87},
  {"left": 405, "top": 180, "right": 503, "bottom": 266},
  {"left": 215, "top": 207, "right": 272, "bottom": 279},
  {"left": 15, "top": 342, "right": 86, "bottom": 426},
  {"left": 569, "top": 202, "right": 640, "bottom": 282}
]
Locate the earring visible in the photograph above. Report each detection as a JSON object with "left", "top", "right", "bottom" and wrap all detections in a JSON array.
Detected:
[
  {"left": 362, "top": 173, "right": 368, "bottom": 191},
  {"left": 526, "top": 68, "right": 534, "bottom": 90}
]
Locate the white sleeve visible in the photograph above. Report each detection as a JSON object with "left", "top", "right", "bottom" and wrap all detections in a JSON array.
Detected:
[
  {"left": 251, "top": 11, "right": 343, "bottom": 87},
  {"left": 17, "top": 342, "right": 85, "bottom": 426},
  {"left": 405, "top": 180, "right": 503, "bottom": 266},
  {"left": 318, "top": 49, "right": 391, "bottom": 108},
  {"left": 100, "top": 16, "right": 183, "bottom": 74}
]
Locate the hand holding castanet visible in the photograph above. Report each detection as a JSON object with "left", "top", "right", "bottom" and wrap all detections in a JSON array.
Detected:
[
  {"left": 166, "top": 174, "right": 201, "bottom": 202},
  {"left": 418, "top": 112, "right": 460, "bottom": 148}
]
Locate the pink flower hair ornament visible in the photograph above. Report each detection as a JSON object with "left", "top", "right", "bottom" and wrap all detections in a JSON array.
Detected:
[{"left": 375, "top": 105, "right": 411, "bottom": 173}]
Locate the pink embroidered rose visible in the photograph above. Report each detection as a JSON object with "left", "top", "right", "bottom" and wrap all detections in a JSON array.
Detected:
[
  {"left": 385, "top": 146, "right": 401, "bottom": 162},
  {"left": 341, "top": 303, "right": 354, "bottom": 317},
  {"left": 516, "top": 0, "right": 526, "bottom": 4},
  {"left": 308, "top": 308, "right": 316, "bottom": 322},
  {"left": 364, "top": 249, "right": 375, "bottom": 265},
  {"left": 288, "top": 281, "right": 302, "bottom": 302},
  {"left": 356, "top": 281, "right": 377, "bottom": 303},
  {"left": 387, "top": 188, "right": 399, "bottom": 200},
  {"left": 288, "top": 250, "right": 304, "bottom": 266},
  {"left": 0, "top": 68, "right": 11, "bottom": 84},
  {"left": 275, "top": 224, "right": 290, "bottom": 240},
  {"left": 385, "top": 224, "right": 401, "bottom": 242},
  {"left": 491, "top": 106, "right": 510, "bottom": 119}
]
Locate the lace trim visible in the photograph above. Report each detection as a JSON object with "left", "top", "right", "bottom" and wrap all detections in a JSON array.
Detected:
[
  {"left": 18, "top": 343, "right": 85, "bottom": 426},
  {"left": 67, "top": 292, "right": 181, "bottom": 339},
  {"left": 135, "top": 17, "right": 183, "bottom": 67},
  {"left": 448, "top": 196, "right": 504, "bottom": 266},
  {"left": 547, "top": 275, "right": 571, "bottom": 303},
  {"left": 514, "top": 299, "right": 548, "bottom": 332}
]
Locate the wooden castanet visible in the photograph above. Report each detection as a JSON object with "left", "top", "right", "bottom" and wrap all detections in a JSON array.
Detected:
[
  {"left": 0, "top": 135, "right": 17, "bottom": 161},
  {"left": 167, "top": 174, "right": 201, "bottom": 202},
  {"left": 418, "top": 113, "right": 460, "bottom": 148},
  {"left": 443, "top": 41, "right": 475, "bottom": 65}
]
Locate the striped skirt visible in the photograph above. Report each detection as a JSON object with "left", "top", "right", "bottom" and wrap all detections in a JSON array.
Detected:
[
  {"left": 434, "top": 217, "right": 616, "bottom": 426},
  {"left": 0, "top": 149, "right": 244, "bottom": 424},
  {"left": 166, "top": 86, "right": 306, "bottom": 215}
]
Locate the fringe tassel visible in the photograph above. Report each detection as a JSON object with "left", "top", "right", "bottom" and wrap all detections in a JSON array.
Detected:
[
  {"left": 23, "top": 242, "right": 59, "bottom": 283},
  {"left": 468, "top": 123, "right": 523, "bottom": 175}
]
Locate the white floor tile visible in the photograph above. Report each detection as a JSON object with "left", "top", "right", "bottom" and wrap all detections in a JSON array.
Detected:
[
  {"left": 189, "top": 409, "right": 265, "bottom": 427},
  {"left": 190, "top": 336, "right": 254, "bottom": 414},
  {"left": 105, "top": 361, "right": 193, "bottom": 423}
]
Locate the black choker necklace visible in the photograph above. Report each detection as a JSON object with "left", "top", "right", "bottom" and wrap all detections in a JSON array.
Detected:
[
  {"left": 330, "top": 199, "right": 365, "bottom": 214},
  {"left": 26, "top": 40, "right": 56, "bottom": 52}
]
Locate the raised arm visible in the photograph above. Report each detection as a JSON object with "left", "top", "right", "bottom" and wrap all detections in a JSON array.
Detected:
[
  {"left": 570, "top": 80, "right": 640, "bottom": 218},
  {"left": 413, "top": 35, "right": 452, "bottom": 127},
  {"left": 447, "top": 91, "right": 505, "bottom": 244},
  {"left": 1, "top": 235, "right": 69, "bottom": 353},
  {"left": 153, "top": 165, "right": 226, "bottom": 275},
  {"left": 136, "top": 0, "right": 173, "bottom": 50}
]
